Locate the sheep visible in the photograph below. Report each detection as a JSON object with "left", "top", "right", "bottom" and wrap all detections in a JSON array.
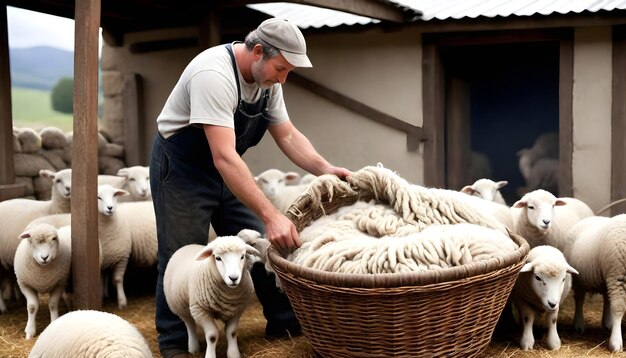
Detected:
[
  {"left": 98, "top": 165, "right": 151, "bottom": 202},
  {"left": 255, "top": 169, "right": 309, "bottom": 213},
  {"left": 299, "top": 173, "right": 317, "bottom": 186},
  {"left": 517, "top": 157, "right": 559, "bottom": 197},
  {"left": 518, "top": 132, "right": 559, "bottom": 179},
  {"left": 96, "top": 184, "right": 132, "bottom": 309},
  {"left": 563, "top": 214, "right": 626, "bottom": 352},
  {"left": 460, "top": 178, "right": 508, "bottom": 205},
  {"left": 14, "top": 224, "right": 71, "bottom": 339},
  {"left": 28, "top": 310, "right": 152, "bottom": 357},
  {"left": 510, "top": 245, "right": 578, "bottom": 350},
  {"left": 0, "top": 169, "right": 72, "bottom": 312},
  {"left": 164, "top": 230, "right": 261, "bottom": 358},
  {"left": 511, "top": 189, "right": 589, "bottom": 251},
  {"left": 116, "top": 201, "right": 157, "bottom": 268}
]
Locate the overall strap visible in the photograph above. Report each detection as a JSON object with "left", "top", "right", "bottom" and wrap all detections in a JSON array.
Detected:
[{"left": 225, "top": 43, "right": 242, "bottom": 101}]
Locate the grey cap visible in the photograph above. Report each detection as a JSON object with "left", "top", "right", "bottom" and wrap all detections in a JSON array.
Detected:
[{"left": 256, "top": 18, "right": 312, "bottom": 68}]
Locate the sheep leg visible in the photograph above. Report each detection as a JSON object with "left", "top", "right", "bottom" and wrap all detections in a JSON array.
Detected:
[
  {"left": 21, "top": 286, "right": 39, "bottom": 339},
  {"left": 48, "top": 285, "right": 65, "bottom": 322},
  {"left": 601, "top": 294, "right": 612, "bottom": 330},
  {"left": 516, "top": 301, "right": 535, "bottom": 350},
  {"left": 111, "top": 258, "right": 128, "bottom": 309},
  {"left": 607, "top": 291, "right": 626, "bottom": 352},
  {"left": 572, "top": 287, "right": 586, "bottom": 333},
  {"left": 544, "top": 309, "right": 561, "bottom": 350},
  {"left": 180, "top": 315, "right": 200, "bottom": 355},
  {"left": 224, "top": 312, "right": 243, "bottom": 358},
  {"left": 191, "top": 307, "right": 219, "bottom": 358}
]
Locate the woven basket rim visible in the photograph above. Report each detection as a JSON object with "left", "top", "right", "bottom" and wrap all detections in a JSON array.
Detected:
[{"left": 268, "top": 231, "right": 529, "bottom": 289}]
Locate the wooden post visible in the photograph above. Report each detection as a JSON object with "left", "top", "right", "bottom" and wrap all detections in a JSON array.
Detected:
[
  {"left": 0, "top": 4, "right": 24, "bottom": 201},
  {"left": 72, "top": 0, "right": 102, "bottom": 309}
]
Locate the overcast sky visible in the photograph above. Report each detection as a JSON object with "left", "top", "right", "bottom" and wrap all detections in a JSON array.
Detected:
[{"left": 7, "top": 6, "right": 102, "bottom": 53}]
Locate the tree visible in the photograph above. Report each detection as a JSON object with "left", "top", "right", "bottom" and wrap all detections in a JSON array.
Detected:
[{"left": 51, "top": 77, "right": 73, "bottom": 114}]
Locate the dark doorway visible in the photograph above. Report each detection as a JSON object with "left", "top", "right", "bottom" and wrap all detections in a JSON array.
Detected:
[{"left": 441, "top": 42, "right": 560, "bottom": 205}]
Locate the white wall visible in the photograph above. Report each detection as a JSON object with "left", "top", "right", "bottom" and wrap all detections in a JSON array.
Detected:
[{"left": 572, "top": 26, "right": 612, "bottom": 212}]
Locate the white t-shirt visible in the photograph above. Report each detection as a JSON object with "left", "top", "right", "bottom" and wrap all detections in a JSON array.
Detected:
[{"left": 157, "top": 43, "right": 289, "bottom": 138}]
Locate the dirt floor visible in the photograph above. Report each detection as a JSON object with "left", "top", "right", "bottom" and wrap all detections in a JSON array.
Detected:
[{"left": 1, "top": 285, "right": 625, "bottom": 357}]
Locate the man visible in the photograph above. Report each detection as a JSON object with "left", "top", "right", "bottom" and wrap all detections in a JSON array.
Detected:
[{"left": 150, "top": 17, "right": 351, "bottom": 357}]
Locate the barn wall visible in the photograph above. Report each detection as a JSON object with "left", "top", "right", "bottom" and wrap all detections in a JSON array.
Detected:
[{"left": 572, "top": 26, "right": 612, "bottom": 211}]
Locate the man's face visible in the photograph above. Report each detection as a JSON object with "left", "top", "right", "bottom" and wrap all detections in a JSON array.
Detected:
[{"left": 251, "top": 47, "right": 295, "bottom": 89}]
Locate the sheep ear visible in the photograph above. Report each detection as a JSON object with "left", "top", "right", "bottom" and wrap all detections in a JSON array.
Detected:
[
  {"left": 460, "top": 186, "right": 475, "bottom": 195},
  {"left": 39, "top": 169, "right": 56, "bottom": 180},
  {"left": 496, "top": 181, "right": 508, "bottom": 189},
  {"left": 195, "top": 246, "right": 214, "bottom": 261},
  {"left": 19, "top": 231, "right": 31, "bottom": 240},
  {"left": 520, "top": 262, "right": 533, "bottom": 272},
  {"left": 116, "top": 169, "right": 129, "bottom": 178},
  {"left": 555, "top": 199, "right": 567, "bottom": 206},
  {"left": 284, "top": 172, "right": 301, "bottom": 183},
  {"left": 566, "top": 264, "right": 579, "bottom": 275},
  {"left": 114, "top": 189, "right": 130, "bottom": 197},
  {"left": 245, "top": 244, "right": 261, "bottom": 257},
  {"left": 237, "top": 229, "right": 262, "bottom": 241},
  {"left": 513, "top": 200, "right": 527, "bottom": 208}
]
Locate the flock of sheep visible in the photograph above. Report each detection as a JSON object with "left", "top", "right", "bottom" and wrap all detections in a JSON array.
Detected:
[{"left": 0, "top": 135, "right": 625, "bottom": 356}]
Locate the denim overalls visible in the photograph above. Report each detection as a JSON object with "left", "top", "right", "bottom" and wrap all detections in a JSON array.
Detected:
[{"left": 150, "top": 43, "right": 296, "bottom": 351}]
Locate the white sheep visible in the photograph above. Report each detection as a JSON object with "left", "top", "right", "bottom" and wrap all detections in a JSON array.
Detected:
[
  {"left": 511, "top": 245, "right": 578, "bottom": 350},
  {"left": 511, "top": 189, "right": 589, "bottom": 250},
  {"left": 255, "top": 169, "right": 309, "bottom": 213},
  {"left": 98, "top": 165, "right": 151, "bottom": 202},
  {"left": 14, "top": 224, "right": 71, "bottom": 339},
  {"left": 564, "top": 214, "right": 626, "bottom": 352},
  {"left": 460, "top": 178, "right": 508, "bottom": 205},
  {"left": 164, "top": 230, "right": 261, "bottom": 358},
  {"left": 96, "top": 184, "right": 132, "bottom": 309},
  {"left": 0, "top": 169, "right": 72, "bottom": 312},
  {"left": 28, "top": 310, "right": 152, "bottom": 357},
  {"left": 116, "top": 200, "right": 157, "bottom": 268},
  {"left": 517, "top": 132, "right": 559, "bottom": 179}
]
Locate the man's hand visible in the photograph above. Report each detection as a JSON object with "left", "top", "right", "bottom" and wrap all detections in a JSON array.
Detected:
[
  {"left": 264, "top": 211, "right": 302, "bottom": 252},
  {"left": 327, "top": 166, "right": 352, "bottom": 180}
]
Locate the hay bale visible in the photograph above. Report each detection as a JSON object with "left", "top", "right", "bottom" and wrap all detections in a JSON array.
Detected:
[
  {"left": 15, "top": 176, "right": 34, "bottom": 197},
  {"left": 103, "top": 143, "right": 125, "bottom": 158},
  {"left": 40, "top": 127, "right": 67, "bottom": 150},
  {"left": 14, "top": 153, "right": 55, "bottom": 177},
  {"left": 99, "top": 156, "right": 125, "bottom": 175}
]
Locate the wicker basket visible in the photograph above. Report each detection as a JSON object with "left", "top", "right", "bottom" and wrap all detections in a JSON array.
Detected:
[{"left": 268, "top": 184, "right": 529, "bottom": 357}]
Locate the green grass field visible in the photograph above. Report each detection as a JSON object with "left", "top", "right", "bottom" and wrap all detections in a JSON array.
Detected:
[{"left": 11, "top": 86, "right": 74, "bottom": 132}]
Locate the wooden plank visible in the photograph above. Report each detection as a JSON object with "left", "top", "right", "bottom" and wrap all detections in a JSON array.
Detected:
[
  {"left": 288, "top": 72, "right": 422, "bottom": 151},
  {"left": 559, "top": 36, "right": 574, "bottom": 198},
  {"left": 122, "top": 74, "right": 145, "bottom": 166},
  {"left": 72, "top": 0, "right": 102, "bottom": 310},
  {"left": 612, "top": 25, "right": 626, "bottom": 215},
  {"left": 0, "top": 4, "right": 15, "bottom": 187},
  {"left": 422, "top": 41, "right": 446, "bottom": 188},
  {"left": 215, "top": 0, "right": 417, "bottom": 23},
  {"left": 445, "top": 76, "right": 471, "bottom": 190},
  {"left": 424, "top": 28, "right": 571, "bottom": 47},
  {"left": 0, "top": 184, "right": 25, "bottom": 202}
]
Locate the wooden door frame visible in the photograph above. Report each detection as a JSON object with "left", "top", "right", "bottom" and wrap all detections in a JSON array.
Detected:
[
  {"left": 612, "top": 25, "right": 626, "bottom": 215},
  {"left": 422, "top": 28, "right": 574, "bottom": 196}
]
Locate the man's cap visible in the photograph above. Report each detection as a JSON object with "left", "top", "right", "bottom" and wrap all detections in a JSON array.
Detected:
[{"left": 256, "top": 18, "right": 312, "bottom": 68}]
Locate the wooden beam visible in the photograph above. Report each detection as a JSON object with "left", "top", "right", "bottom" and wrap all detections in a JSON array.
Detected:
[
  {"left": 216, "top": 0, "right": 417, "bottom": 23},
  {"left": 0, "top": 4, "right": 15, "bottom": 188},
  {"left": 559, "top": 36, "right": 574, "bottom": 198},
  {"left": 288, "top": 72, "right": 422, "bottom": 151},
  {"left": 612, "top": 25, "right": 626, "bottom": 215},
  {"left": 129, "top": 37, "right": 197, "bottom": 54},
  {"left": 122, "top": 74, "right": 145, "bottom": 166},
  {"left": 199, "top": 10, "right": 221, "bottom": 51},
  {"left": 422, "top": 42, "right": 446, "bottom": 188},
  {"left": 72, "top": 0, "right": 102, "bottom": 310}
]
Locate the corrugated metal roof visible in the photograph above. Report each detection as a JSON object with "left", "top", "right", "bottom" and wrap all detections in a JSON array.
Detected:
[{"left": 248, "top": 0, "right": 626, "bottom": 29}]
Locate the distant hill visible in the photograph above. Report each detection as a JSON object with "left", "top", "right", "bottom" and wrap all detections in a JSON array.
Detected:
[{"left": 9, "top": 46, "right": 74, "bottom": 90}]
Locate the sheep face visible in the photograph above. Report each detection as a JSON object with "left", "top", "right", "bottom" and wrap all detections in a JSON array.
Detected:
[
  {"left": 195, "top": 237, "right": 261, "bottom": 288},
  {"left": 19, "top": 225, "right": 60, "bottom": 266},
  {"left": 97, "top": 185, "right": 129, "bottom": 216},
  {"left": 521, "top": 260, "right": 578, "bottom": 312},
  {"left": 117, "top": 166, "right": 151, "bottom": 199},
  {"left": 514, "top": 190, "right": 566, "bottom": 232},
  {"left": 255, "top": 169, "right": 298, "bottom": 199},
  {"left": 40, "top": 169, "right": 72, "bottom": 198}
]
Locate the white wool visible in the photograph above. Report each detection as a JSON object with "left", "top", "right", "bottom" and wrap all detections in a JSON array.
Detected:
[
  {"left": 164, "top": 232, "right": 260, "bottom": 357},
  {"left": 117, "top": 201, "right": 157, "bottom": 268},
  {"left": 28, "top": 310, "right": 151, "bottom": 357},
  {"left": 98, "top": 165, "right": 151, "bottom": 202},
  {"left": 511, "top": 245, "right": 577, "bottom": 350},
  {"left": 461, "top": 178, "right": 508, "bottom": 205},
  {"left": 563, "top": 214, "right": 626, "bottom": 352},
  {"left": 14, "top": 223, "right": 71, "bottom": 339}
]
